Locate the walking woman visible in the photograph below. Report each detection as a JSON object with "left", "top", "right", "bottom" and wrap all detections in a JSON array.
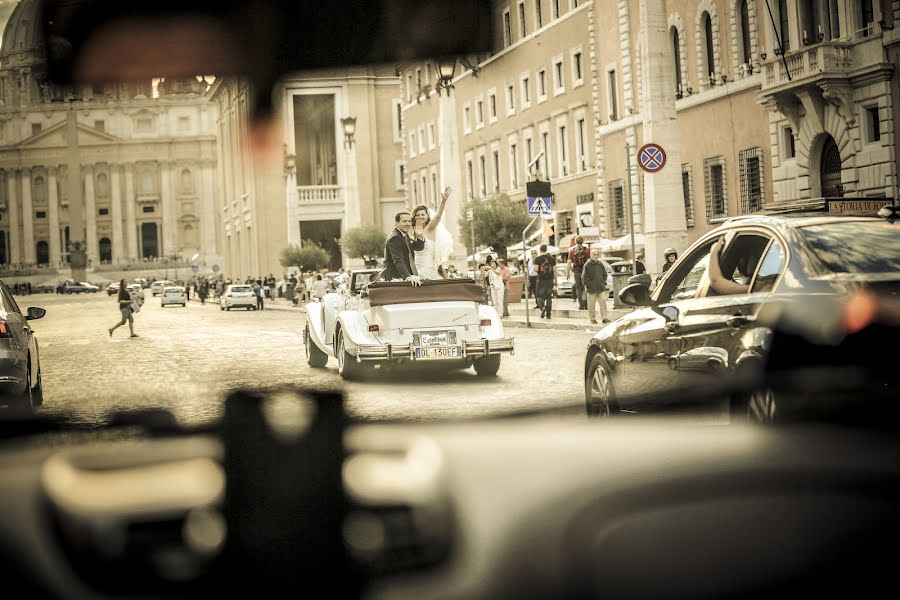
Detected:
[{"left": 108, "top": 278, "right": 138, "bottom": 338}]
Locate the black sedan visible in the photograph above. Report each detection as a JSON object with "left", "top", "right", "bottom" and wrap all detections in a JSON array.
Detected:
[{"left": 584, "top": 213, "right": 900, "bottom": 421}]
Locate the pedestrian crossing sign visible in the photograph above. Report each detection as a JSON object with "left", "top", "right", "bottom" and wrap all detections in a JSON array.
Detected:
[{"left": 527, "top": 196, "right": 552, "bottom": 215}]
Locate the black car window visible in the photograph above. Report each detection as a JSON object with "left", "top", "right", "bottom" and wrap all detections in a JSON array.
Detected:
[
  {"left": 0, "top": 283, "right": 21, "bottom": 314},
  {"left": 800, "top": 221, "right": 900, "bottom": 273},
  {"left": 751, "top": 239, "right": 786, "bottom": 293},
  {"left": 706, "top": 233, "right": 771, "bottom": 297},
  {"left": 658, "top": 241, "right": 715, "bottom": 303}
]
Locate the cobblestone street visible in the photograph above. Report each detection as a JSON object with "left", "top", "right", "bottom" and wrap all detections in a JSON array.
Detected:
[{"left": 22, "top": 293, "right": 596, "bottom": 427}]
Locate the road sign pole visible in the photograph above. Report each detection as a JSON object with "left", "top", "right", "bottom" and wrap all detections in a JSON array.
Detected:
[
  {"left": 625, "top": 144, "right": 637, "bottom": 275},
  {"left": 522, "top": 215, "right": 539, "bottom": 328}
]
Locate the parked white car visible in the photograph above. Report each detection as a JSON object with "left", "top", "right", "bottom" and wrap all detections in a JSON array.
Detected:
[
  {"left": 304, "top": 269, "right": 514, "bottom": 380},
  {"left": 220, "top": 284, "right": 257, "bottom": 311},
  {"left": 160, "top": 286, "right": 187, "bottom": 307}
]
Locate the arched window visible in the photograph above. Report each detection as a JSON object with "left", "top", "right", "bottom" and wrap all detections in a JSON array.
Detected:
[
  {"left": 671, "top": 26, "right": 683, "bottom": 94},
  {"left": 33, "top": 175, "right": 47, "bottom": 204},
  {"left": 140, "top": 170, "right": 154, "bottom": 195},
  {"left": 739, "top": 0, "right": 751, "bottom": 65},
  {"left": 180, "top": 169, "right": 193, "bottom": 193},
  {"left": 96, "top": 173, "right": 109, "bottom": 198},
  {"left": 703, "top": 13, "right": 715, "bottom": 80}
]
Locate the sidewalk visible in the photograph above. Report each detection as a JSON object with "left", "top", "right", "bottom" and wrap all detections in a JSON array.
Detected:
[{"left": 501, "top": 296, "right": 633, "bottom": 331}]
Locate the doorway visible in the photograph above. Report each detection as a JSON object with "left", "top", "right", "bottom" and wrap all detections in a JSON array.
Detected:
[
  {"left": 141, "top": 222, "right": 159, "bottom": 259},
  {"left": 36, "top": 241, "right": 49, "bottom": 266},
  {"left": 820, "top": 135, "right": 842, "bottom": 198}
]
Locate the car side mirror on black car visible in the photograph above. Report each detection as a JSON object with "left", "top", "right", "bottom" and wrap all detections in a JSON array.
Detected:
[{"left": 25, "top": 307, "right": 46, "bottom": 321}]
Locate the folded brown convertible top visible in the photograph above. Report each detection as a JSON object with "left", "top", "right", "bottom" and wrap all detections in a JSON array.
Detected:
[{"left": 367, "top": 279, "right": 483, "bottom": 306}]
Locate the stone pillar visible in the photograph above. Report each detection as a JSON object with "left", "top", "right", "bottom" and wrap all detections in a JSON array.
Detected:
[
  {"left": 84, "top": 166, "right": 98, "bottom": 264},
  {"left": 438, "top": 88, "right": 464, "bottom": 257},
  {"left": 125, "top": 164, "right": 138, "bottom": 260},
  {"left": 201, "top": 161, "right": 217, "bottom": 257},
  {"left": 7, "top": 170, "right": 20, "bottom": 265},
  {"left": 639, "top": 0, "right": 688, "bottom": 274},
  {"left": 161, "top": 161, "right": 177, "bottom": 258},
  {"left": 48, "top": 167, "right": 60, "bottom": 267},
  {"left": 110, "top": 164, "right": 124, "bottom": 263},
  {"left": 22, "top": 168, "right": 35, "bottom": 264}
]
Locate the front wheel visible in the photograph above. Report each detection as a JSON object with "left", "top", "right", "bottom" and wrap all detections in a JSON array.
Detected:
[
  {"left": 585, "top": 353, "right": 619, "bottom": 417},
  {"left": 305, "top": 324, "right": 329, "bottom": 368},
  {"left": 473, "top": 354, "right": 501, "bottom": 377}
]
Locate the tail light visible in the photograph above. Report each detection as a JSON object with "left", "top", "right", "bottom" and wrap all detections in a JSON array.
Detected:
[
  {"left": 480, "top": 319, "right": 492, "bottom": 327},
  {"left": 0, "top": 322, "right": 9, "bottom": 338},
  {"left": 368, "top": 325, "right": 379, "bottom": 332}
]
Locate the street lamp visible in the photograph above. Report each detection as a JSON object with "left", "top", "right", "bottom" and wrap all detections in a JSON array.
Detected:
[
  {"left": 340, "top": 116, "right": 357, "bottom": 149},
  {"left": 435, "top": 57, "right": 457, "bottom": 94}
]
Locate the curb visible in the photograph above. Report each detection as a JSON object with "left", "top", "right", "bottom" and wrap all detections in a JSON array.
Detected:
[{"left": 501, "top": 319, "right": 592, "bottom": 331}]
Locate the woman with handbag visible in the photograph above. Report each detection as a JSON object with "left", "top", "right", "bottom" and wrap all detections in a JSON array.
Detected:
[{"left": 109, "top": 278, "right": 139, "bottom": 338}]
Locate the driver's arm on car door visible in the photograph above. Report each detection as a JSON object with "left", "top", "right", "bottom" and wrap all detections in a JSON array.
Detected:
[{"left": 708, "top": 238, "right": 751, "bottom": 296}]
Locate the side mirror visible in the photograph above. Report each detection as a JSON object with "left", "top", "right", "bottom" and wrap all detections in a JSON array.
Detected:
[
  {"left": 25, "top": 307, "right": 46, "bottom": 321},
  {"left": 661, "top": 305, "right": 679, "bottom": 323},
  {"left": 619, "top": 283, "right": 653, "bottom": 307}
]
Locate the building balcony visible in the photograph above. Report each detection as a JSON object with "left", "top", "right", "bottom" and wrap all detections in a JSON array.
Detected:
[
  {"left": 759, "top": 36, "right": 890, "bottom": 134},
  {"left": 296, "top": 185, "right": 343, "bottom": 205}
]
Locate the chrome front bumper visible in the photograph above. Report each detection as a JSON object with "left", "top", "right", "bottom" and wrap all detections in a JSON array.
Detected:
[{"left": 355, "top": 337, "right": 515, "bottom": 362}]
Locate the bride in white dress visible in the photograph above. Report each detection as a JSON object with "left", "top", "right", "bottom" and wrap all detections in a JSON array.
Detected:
[{"left": 412, "top": 187, "right": 454, "bottom": 279}]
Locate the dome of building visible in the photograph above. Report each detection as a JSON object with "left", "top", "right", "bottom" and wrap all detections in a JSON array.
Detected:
[{"left": 0, "top": 0, "right": 45, "bottom": 70}]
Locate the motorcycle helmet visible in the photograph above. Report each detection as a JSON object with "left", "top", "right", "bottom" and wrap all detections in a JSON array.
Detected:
[{"left": 664, "top": 247, "right": 677, "bottom": 259}]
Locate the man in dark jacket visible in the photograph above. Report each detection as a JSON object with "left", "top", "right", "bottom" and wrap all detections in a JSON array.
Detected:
[
  {"left": 382, "top": 210, "right": 425, "bottom": 284},
  {"left": 582, "top": 249, "right": 609, "bottom": 324}
]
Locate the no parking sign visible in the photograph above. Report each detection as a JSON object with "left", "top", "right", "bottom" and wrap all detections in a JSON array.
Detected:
[{"left": 638, "top": 143, "right": 666, "bottom": 173}]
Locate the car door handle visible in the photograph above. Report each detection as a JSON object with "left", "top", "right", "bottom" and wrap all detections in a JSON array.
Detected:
[
  {"left": 725, "top": 315, "right": 753, "bottom": 328},
  {"left": 22, "top": 326, "right": 32, "bottom": 334}
]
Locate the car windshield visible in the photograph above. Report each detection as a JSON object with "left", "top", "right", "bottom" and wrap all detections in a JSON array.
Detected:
[
  {"left": 0, "top": 2, "right": 893, "bottom": 439},
  {"left": 801, "top": 221, "right": 900, "bottom": 274}
]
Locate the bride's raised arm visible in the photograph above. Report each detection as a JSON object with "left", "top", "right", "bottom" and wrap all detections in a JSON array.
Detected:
[{"left": 425, "top": 186, "right": 452, "bottom": 233}]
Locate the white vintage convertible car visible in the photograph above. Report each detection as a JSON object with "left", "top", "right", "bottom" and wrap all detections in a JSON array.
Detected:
[{"left": 304, "top": 270, "right": 514, "bottom": 379}]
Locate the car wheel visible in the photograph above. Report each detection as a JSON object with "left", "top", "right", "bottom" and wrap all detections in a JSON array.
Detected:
[
  {"left": 8, "top": 358, "right": 36, "bottom": 414},
  {"left": 585, "top": 353, "right": 619, "bottom": 417},
  {"left": 305, "top": 324, "right": 328, "bottom": 368},
  {"left": 336, "top": 332, "right": 366, "bottom": 381},
  {"left": 66, "top": 290, "right": 73, "bottom": 294},
  {"left": 473, "top": 354, "right": 501, "bottom": 377}
]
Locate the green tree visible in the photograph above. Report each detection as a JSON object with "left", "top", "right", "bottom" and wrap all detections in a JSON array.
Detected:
[
  {"left": 340, "top": 225, "right": 386, "bottom": 267},
  {"left": 279, "top": 242, "right": 330, "bottom": 271},
  {"left": 459, "top": 192, "right": 532, "bottom": 260}
]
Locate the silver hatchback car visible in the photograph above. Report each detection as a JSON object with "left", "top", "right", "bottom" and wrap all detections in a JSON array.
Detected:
[{"left": 0, "top": 280, "right": 46, "bottom": 412}]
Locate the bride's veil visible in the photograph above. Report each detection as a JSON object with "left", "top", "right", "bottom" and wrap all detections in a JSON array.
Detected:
[{"left": 429, "top": 207, "right": 454, "bottom": 270}]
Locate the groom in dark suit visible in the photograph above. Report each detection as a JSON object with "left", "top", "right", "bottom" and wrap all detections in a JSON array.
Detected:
[{"left": 382, "top": 210, "right": 425, "bottom": 285}]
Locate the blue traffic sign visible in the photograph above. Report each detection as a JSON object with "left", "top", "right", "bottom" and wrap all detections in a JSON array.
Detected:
[
  {"left": 638, "top": 143, "right": 667, "bottom": 173},
  {"left": 527, "top": 196, "right": 552, "bottom": 215}
]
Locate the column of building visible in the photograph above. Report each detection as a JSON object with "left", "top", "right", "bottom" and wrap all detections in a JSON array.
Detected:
[
  {"left": 125, "top": 163, "right": 138, "bottom": 261},
  {"left": 48, "top": 167, "right": 60, "bottom": 266},
  {"left": 110, "top": 164, "right": 124, "bottom": 263},
  {"left": 22, "top": 167, "right": 35, "bottom": 264},
  {"left": 84, "top": 165, "right": 98, "bottom": 265},
  {"left": 201, "top": 159, "right": 217, "bottom": 260},
  {"left": 7, "top": 170, "right": 20, "bottom": 265},
  {"left": 161, "top": 161, "right": 177, "bottom": 258},
  {"left": 640, "top": 0, "right": 688, "bottom": 273}
]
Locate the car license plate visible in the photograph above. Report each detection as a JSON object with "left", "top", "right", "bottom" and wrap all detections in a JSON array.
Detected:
[{"left": 415, "top": 346, "right": 461, "bottom": 359}]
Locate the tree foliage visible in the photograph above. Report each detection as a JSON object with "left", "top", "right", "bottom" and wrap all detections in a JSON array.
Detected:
[
  {"left": 340, "top": 225, "right": 386, "bottom": 267},
  {"left": 279, "top": 242, "right": 330, "bottom": 271},
  {"left": 458, "top": 192, "right": 533, "bottom": 260}
]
